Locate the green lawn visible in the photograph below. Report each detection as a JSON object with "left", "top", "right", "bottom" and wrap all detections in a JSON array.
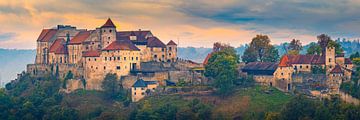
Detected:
[{"left": 236, "top": 85, "right": 294, "bottom": 119}]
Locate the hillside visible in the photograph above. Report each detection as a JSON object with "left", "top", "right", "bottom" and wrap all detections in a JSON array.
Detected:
[
  {"left": 1, "top": 72, "right": 294, "bottom": 119},
  {"left": 1, "top": 40, "right": 360, "bottom": 85}
]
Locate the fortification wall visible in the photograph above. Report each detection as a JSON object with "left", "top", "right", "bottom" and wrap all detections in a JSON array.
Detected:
[{"left": 27, "top": 64, "right": 83, "bottom": 79}]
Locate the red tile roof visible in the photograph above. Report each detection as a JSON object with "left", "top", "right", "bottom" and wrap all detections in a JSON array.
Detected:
[
  {"left": 37, "top": 29, "right": 57, "bottom": 42},
  {"left": 279, "top": 55, "right": 291, "bottom": 67},
  {"left": 278, "top": 54, "right": 325, "bottom": 67},
  {"left": 203, "top": 53, "right": 212, "bottom": 65},
  {"left": 69, "top": 31, "right": 91, "bottom": 44},
  {"left": 345, "top": 58, "right": 353, "bottom": 64},
  {"left": 103, "top": 40, "right": 140, "bottom": 51},
  {"left": 330, "top": 65, "right": 343, "bottom": 74},
  {"left": 101, "top": 18, "right": 116, "bottom": 28},
  {"left": 147, "top": 37, "right": 166, "bottom": 48},
  {"left": 167, "top": 40, "right": 177, "bottom": 45},
  {"left": 82, "top": 50, "right": 101, "bottom": 57},
  {"left": 49, "top": 38, "right": 67, "bottom": 54}
]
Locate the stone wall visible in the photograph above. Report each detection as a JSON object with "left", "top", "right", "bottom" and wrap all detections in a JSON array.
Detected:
[
  {"left": 27, "top": 63, "right": 83, "bottom": 79},
  {"left": 122, "top": 70, "right": 206, "bottom": 89}
]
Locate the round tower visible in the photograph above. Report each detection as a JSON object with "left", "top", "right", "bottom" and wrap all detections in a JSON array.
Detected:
[{"left": 100, "top": 18, "right": 117, "bottom": 48}]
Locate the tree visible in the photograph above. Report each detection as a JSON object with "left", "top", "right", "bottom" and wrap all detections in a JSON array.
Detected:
[
  {"left": 287, "top": 39, "right": 302, "bottom": 55},
  {"left": 350, "top": 52, "right": 360, "bottom": 62},
  {"left": 318, "top": 34, "right": 331, "bottom": 53},
  {"left": 62, "top": 71, "right": 73, "bottom": 89},
  {"left": 241, "top": 46, "right": 257, "bottom": 63},
  {"left": 55, "top": 65, "right": 59, "bottom": 79},
  {"left": 242, "top": 35, "right": 279, "bottom": 63},
  {"left": 263, "top": 46, "right": 279, "bottom": 62},
  {"left": 317, "top": 34, "right": 344, "bottom": 54},
  {"left": 102, "top": 73, "right": 122, "bottom": 99},
  {"left": 327, "top": 40, "right": 344, "bottom": 54},
  {"left": 307, "top": 42, "right": 322, "bottom": 55},
  {"left": 350, "top": 52, "right": 360, "bottom": 59},
  {"left": 205, "top": 46, "right": 239, "bottom": 96}
]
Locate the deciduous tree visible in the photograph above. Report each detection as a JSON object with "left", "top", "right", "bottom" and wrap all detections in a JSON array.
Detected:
[
  {"left": 242, "top": 35, "right": 279, "bottom": 63},
  {"left": 205, "top": 46, "right": 239, "bottom": 96}
]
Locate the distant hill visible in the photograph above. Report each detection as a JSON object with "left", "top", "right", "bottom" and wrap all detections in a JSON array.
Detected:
[
  {"left": 1, "top": 40, "right": 360, "bottom": 85},
  {"left": 0, "top": 49, "right": 36, "bottom": 86}
]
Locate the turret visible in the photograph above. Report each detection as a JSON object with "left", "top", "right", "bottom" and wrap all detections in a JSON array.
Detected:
[
  {"left": 100, "top": 18, "right": 117, "bottom": 48},
  {"left": 325, "top": 46, "right": 336, "bottom": 70},
  {"left": 166, "top": 40, "right": 177, "bottom": 62}
]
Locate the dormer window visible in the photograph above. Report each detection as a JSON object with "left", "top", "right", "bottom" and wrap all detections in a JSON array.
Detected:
[{"left": 130, "top": 36, "right": 137, "bottom": 40}]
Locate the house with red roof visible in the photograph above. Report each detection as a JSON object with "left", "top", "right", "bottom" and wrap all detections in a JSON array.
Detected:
[{"left": 242, "top": 46, "right": 353, "bottom": 93}]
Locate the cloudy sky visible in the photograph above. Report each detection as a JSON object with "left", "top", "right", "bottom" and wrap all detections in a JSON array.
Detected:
[{"left": 1, "top": 0, "right": 360, "bottom": 49}]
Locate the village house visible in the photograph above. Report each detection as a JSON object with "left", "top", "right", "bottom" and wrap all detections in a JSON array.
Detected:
[
  {"left": 131, "top": 79, "right": 158, "bottom": 102},
  {"left": 242, "top": 46, "right": 353, "bottom": 94}
]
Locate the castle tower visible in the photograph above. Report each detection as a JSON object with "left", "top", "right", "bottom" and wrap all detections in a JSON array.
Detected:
[
  {"left": 325, "top": 46, "right": 336, "bottom": 71},
  {"left": 100, "top": 18, "right": 117, "bottom": 48},
  {"left": 166, "top": 40, "right": 177, "bottom": 62}
]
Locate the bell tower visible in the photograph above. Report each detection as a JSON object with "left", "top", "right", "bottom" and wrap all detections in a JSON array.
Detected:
[{"left": 100, "top": 18, "right": 117, "bottom": 48}]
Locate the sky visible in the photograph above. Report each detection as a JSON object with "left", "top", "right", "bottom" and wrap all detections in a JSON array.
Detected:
[{"left": 1, "top": 0, "right": 360, "bottom": 49}]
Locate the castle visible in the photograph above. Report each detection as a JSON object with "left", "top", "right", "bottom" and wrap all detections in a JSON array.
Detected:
[
  {"left": 242, "top": 46, "right": 353, "bottom": 94},
  {"left": 27, "top": 18, "right": 178, "bottom": 90}
]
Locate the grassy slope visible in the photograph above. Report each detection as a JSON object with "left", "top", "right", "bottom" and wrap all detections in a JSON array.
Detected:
[{"left": 141, "top": 85, "right": 293, "bottom": 119}]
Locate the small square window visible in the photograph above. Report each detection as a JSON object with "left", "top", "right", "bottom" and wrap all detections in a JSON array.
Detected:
[{"left": 116, "top": 66, "right": 120, "bottom": 70}]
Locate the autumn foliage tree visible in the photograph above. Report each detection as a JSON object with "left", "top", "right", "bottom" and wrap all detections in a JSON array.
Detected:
[{"left": 242, "top": 35, "right": 279, "bottom": 63}]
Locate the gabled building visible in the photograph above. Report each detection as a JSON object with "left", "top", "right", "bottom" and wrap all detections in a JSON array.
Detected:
[
  {"left": 28, "top": 18, "right": 178, "bottom": 90},
  {"left": 131, "top": 79, "right": 158, "bottom": 102},
  {"left": 242, "top": 46, "right": 353, "bottom": 93}
]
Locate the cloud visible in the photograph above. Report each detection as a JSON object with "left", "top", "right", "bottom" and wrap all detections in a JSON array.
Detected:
[
  {"left": 0, "top": 32, "right": 16, "bottom": 42},
  {"left": 1, "top": 0, "right": 360, "bottom": 49}
]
